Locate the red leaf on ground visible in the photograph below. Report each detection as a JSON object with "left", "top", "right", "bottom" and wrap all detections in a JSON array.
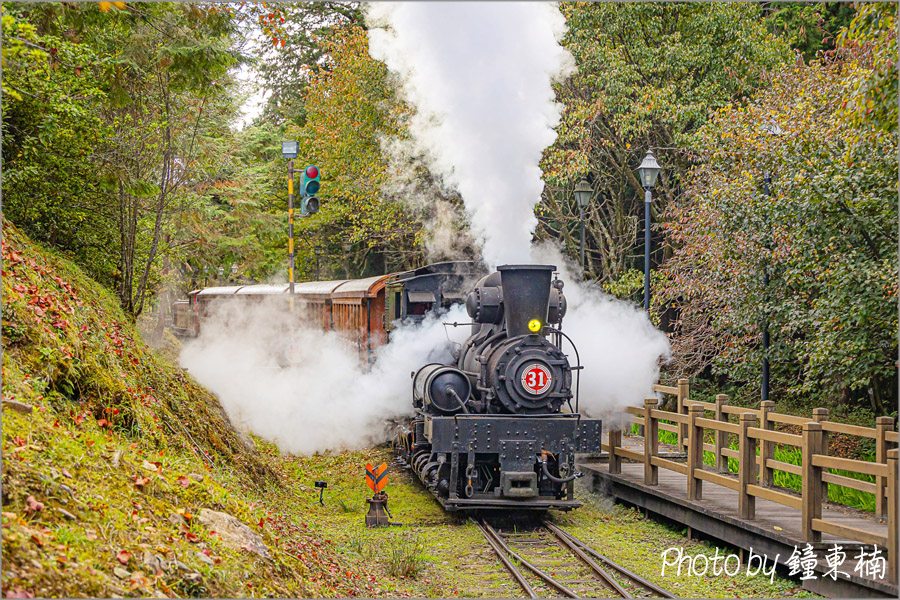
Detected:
[
  {"left": 185, "top": 532, "right": 200, "bottom": 543},
  {"left": 176, "top": 476, "right": 190, "bottom": 488},
  {"left": 97, "top": 419, "right": 109, "bottom": 427},
  {"left": 12, "top": 436, "right": 26, "bottom": 447},
  {"left": 116, "top": 550, "right": 130, "bottom": 564},
  {"left": 5, "top": 588, "right": 34, "bottom": 598},
  {"left": 258, "top": 518, "right": 265, "bottom": 528},
  {"left": 24, "top": 496, "right": 44, "bottom": 515}
]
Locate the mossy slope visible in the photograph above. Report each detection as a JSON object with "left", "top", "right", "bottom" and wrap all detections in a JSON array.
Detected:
[{"left": 0, "top": 221, "right": 373, "bottom": 597}]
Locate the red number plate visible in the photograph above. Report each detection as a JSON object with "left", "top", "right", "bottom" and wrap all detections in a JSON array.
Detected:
[{"left": 520, "top": 363, "right": 552, "bottom": 395}]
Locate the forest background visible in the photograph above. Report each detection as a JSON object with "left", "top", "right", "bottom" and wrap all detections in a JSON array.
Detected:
[{"left": 2, "top": 1, "right": 896, "bottom": 420}]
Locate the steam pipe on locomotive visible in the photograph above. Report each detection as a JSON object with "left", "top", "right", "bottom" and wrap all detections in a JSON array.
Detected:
[{"left": 399, "top": 264, "right": 604, "bottom": 511}]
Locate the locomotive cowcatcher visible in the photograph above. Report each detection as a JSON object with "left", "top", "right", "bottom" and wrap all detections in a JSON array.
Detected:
[{"left": 396, "top": 264, "right": 603, "bottom": 511}]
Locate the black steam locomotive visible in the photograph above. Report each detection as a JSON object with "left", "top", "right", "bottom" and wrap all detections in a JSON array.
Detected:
[{"left": 396, "top": 264, "right": 603, "bottom": 511}]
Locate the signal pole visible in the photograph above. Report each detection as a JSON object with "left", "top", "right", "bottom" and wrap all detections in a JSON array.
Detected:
[
  {"left": 288, "top": 160, "right": 295, "bottom": 313},
  {"left": 282, "top": 141, "right": 300, "bottom": 313}
]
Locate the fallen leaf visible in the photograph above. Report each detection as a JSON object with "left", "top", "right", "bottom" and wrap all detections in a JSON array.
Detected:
[
  {"left": 116, "top": 550, "right": 130, "bottom": 565},
  {"left": 24, "top": 496, "right": 44, "bottom": 515},
  {"left": 176, "top": 476, "right": 190, "bottom": 488}
]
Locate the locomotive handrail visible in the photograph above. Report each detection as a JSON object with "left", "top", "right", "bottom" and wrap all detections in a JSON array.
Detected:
[{"left": 544, "top": 326, "right": 582, "bottom": 414}]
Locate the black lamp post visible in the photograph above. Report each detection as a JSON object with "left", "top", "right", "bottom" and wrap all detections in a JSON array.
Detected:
[
  {"left": 574, "top": 180, "right": 593, "bottom": 274},
  {"left": 217, "top": 266, "right": 224, "bottom": 283},
  {"left": 637, "top": 150, "right": 661, "bottom": 312}
]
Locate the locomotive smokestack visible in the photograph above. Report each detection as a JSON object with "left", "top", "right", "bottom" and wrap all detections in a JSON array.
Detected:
[{"left": 498, "top": 265, "right": 555, "bottom": 337}]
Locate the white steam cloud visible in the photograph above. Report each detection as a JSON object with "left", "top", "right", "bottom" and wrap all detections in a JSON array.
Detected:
[
  {"left": 367, "top": 2, "right": 574, "bottom": 266},
  {"left": 180, "top": 301, "right": 469, "bottom": 455}
]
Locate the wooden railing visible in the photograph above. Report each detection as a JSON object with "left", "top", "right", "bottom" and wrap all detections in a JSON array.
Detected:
[{"left": 603, "top": 379, "right": 898, "bottom": 585}]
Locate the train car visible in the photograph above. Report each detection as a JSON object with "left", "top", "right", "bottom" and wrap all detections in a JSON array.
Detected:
[
  {"left": 292, "top": 279, "right": 349, "bottom": 332},
  {"left": 171, "top": 293, "right": 199, "bottom": 337},
  {"left": 329, "top": 274, "right": 392, "bottom": 361},
  {"left": 173, "top": 261, "right": 485, "bottom": 359}
]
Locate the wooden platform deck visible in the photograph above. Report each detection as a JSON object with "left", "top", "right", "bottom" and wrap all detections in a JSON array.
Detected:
[{"left": 579, "top": 459, "right": 896, "bottom": 598}]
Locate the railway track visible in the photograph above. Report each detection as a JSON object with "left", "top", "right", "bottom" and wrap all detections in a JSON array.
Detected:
[{"left": 474, "top": 518, "right": 676, "bottom": 599}]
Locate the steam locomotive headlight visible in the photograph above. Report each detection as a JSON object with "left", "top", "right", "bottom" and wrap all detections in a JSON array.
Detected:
[{"left": 528, "top": 319, "right": 542, "bottom": 333}]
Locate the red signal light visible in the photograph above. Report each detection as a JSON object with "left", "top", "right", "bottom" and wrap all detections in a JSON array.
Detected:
[{"left": 305, "top": 165, "right": 319, "bottom": 178}]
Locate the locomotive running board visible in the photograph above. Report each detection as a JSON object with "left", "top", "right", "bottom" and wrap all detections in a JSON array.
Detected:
[{"left": 424, "top": 415, "right": 604, "bottom": 454}]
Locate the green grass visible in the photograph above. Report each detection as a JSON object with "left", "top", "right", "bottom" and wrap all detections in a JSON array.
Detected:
[{"left": 631, "top": 424, "right": 878, "bottom": 511}]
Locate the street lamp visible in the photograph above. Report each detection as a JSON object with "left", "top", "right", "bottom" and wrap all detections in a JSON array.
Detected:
[
  {"left": 231, "top": 263, "right": 238, "bottom": 282},
  {"left": 574, "top": 180, "right": 593, "bottom": 274},
  {"left": 203, "top": 265, "right": 208, "bottom": 287},
  {"left": 282, "top": 141, "right": 299, "bottom": 312},
  {"left": 637, "top": 149, "right": 661, "bottom": 312},
  {"left": 217, "top": 266, "right": 224, "bottom": 282}
]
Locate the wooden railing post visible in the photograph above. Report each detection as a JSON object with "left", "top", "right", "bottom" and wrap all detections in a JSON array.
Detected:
[
  {"left": 801, "top": 421, "right": 824, "bottom": 542},
  {"left": 687, "top": 404, "right": 704, "bottom": 500},
  {"left": 813, "top": 408, "right": 829, "bottom": 502},
  {"left": 887, "top": 448, "right": 897, "bottom": 585},
  {"left": 738, "top": 412, "right": 757, "bottom": 519},
  {"left": 644, "top": 398, "right": 659, "bottom": 485},
  {"left": 609, "top": 428, "right": 622, "bottom": 474},
  {"left": 758, "top": 400, "right": 775, "bottom": 486},
  {"left": 677, "top": 378, "right": 689, "bottom": 450},
  {"left": 875, "top": 416, "right": 893, "bottom": 522},
  {"left": 715, "top": 394, "right": 729, "bottom": 473}
]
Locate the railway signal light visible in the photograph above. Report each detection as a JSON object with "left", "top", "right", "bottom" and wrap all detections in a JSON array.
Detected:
[
  {"left": 302, "top": 165, "right": 320, "bottom": 196},
  {"left": 301, "top": 165, "right": 320, "bottom": 216}
]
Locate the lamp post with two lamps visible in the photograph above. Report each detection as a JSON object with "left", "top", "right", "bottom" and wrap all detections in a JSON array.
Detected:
[
  {"left": 574, "top": 180, "right": 593, "bottom": 274},
  {"left": 637, "top": 150, "right": 661, "bottom": 312}
]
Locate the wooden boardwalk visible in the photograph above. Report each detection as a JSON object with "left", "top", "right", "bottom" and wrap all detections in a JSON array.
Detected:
[{"left": 580, "top": 458, "right": 896, "bottom": 598}]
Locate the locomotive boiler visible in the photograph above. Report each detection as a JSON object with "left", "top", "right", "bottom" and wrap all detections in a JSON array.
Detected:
[{"left": 397, "top": 264, "right": 604, "bottom": 511}]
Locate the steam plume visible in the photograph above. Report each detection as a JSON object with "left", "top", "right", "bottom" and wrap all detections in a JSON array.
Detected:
[{"left": 367, "top": 2, "right": 574, "bottom": 266}]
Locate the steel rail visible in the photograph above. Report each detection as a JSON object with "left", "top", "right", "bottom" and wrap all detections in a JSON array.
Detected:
[
  {"left": 478, "top": 520, "right": 580, "bottom": 598},
  {"left": 542, "top": 520, "right": 631, "bottom": 598},
  {"left": 546, "top": 522, "right": 677, "bottom": 599},
  {"left": 474, "top": 519, "right": 538, "bottom": 599}
]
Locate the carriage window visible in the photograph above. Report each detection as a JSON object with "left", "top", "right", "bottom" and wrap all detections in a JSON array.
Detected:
[
  {"left": 408, "top": 302, "right": 432, "bottom": 316},
  {"left": 407, "top": 290, "right": 436, "bottom": 317}
]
